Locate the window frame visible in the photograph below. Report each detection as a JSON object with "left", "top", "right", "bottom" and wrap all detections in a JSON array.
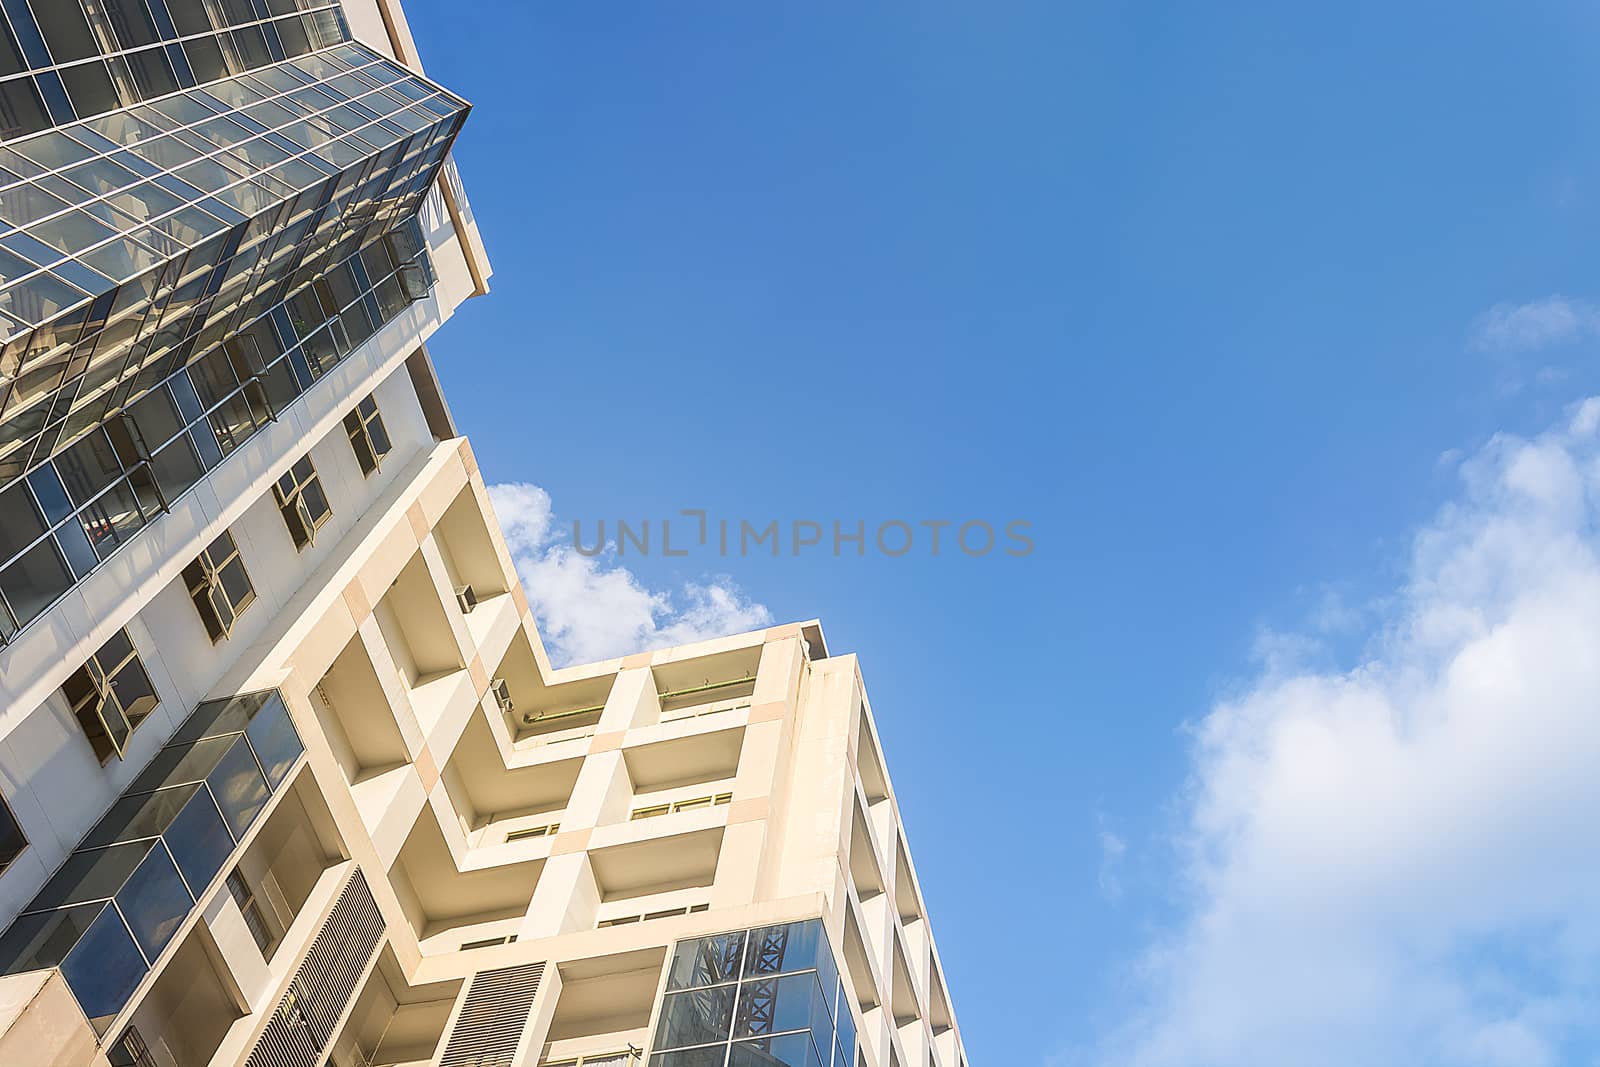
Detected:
[
  {"left": 180, "top": 528, "right": 255, "bottom": 642},
  {"left": 342, "top": 393, "right": 390, "bottom": 476},
  {"left": 61, "top": 626, "right": 160, "bottom": 763},
  {"left": 270, "top": 452, "right": 330, "bottom": 549},
  {"left": 108, "top": 1024, "right": 156, "bottom": 1067},
  {"left": 225, "top": 867, "right": 276, "bottom": 957}
]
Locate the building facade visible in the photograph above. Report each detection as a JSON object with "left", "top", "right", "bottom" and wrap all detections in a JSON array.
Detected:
[{"left": 0, "top": 4, "right": 969, "bottom": 1067}]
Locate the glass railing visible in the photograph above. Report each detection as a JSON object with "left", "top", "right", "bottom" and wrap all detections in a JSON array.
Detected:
[{"left": 0, "top": 689, "right": 303, "bottom": 1034}]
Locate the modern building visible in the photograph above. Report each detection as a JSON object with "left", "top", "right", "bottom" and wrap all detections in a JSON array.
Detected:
[{"left": 0, "top": 3, "right": 970, "bottom": 1067}]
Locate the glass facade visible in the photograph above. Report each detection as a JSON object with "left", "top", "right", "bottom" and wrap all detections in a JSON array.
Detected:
[
  {"left": 0, "top": 218, "right": 435, "bottom": 642},
  {"left": 0, "top": 0, "right": 353, "bottom": 140},
  {"left": 0, "top": 41, "right": 466, "bottom": 485},
  {"left": 0, "top": 16, "right": 468, "bottom": 646},
  {"left": 0, "top": 689, "right": 302, "bottom": 1033},
  {"left": 652, "top": 920, "right": 860, "bottom": 1067}
]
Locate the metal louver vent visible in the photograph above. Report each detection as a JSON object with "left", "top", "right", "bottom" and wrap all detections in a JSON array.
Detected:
[
  {"left": 245, "top": 869, "right": 383, "bottom": 1067},
  {"left": 440, "top": 961, "right": 546, "bottom": 1067}
]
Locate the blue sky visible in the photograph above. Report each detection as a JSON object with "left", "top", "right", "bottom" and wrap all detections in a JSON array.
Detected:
[{"left": 405, "top": 3, "right": 1600, "bottom": 1064}]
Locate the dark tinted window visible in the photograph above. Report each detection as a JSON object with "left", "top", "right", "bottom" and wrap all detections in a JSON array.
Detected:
[
  {"left": 0, "top": 795, "right": 25, "bottom": 872},
  {"left": 0, "top": 77, "right": 49, "bottom": 139},
  {"left": 165, "top": 0, "right": 215, "bottom": 36},
  {"left": 164, "top": 787, "right": 232, "bottom": 890},
  {"left": 0, "top": 479, "right": 45, "bottom": 561},
  {"left": 28, "top": 0, "right": 98, "bottom": 64},
  {"left": 102, "top": 0, "right": 160, "bottom": 49},
  {"left": 0, "top": 16, "right": 26, "bottom": 77},
  {"left": 59, "top": 903, "right": 146, "bottom": 1033},
  {"left": 116, "top": 843, "right": 190, "bottom": 959},
  {"left": 0, "top": 535, "right": 72, "bottom": 627},
  {"left": 60, "top": 61, "right": 120, "bottom": 117}
]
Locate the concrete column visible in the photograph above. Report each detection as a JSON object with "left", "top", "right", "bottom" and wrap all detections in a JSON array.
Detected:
[
  {"left": 597, "top": 666, "right": 660, "bottom": 733},
  {"left": 512, "top": 964, "right": 564, "bottom": 1067},
  {"left": 520, "top": 851, "right": 598, "bottom": 939},
  {"left": 201, "top": 891, "right": 274, "bottom": 1010}
]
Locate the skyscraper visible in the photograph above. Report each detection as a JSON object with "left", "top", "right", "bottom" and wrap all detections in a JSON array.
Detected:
[{"left": 0, "top": 3, "right": 969, "bottom": 1067}]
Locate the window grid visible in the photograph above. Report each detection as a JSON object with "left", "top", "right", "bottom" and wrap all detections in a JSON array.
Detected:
[
  {"left": 0, "top": 6, "right": 345, "bottom": 79},
  {"left": 108, "top": 1025, "right": 157, "bottom": 1067},
  {"left": 0, "top": 44, "right": 462, "bottom": 296},
  {"left": 61, "top": 624, "right": 159, "bottom": 763},
  {"left": 0, "top": 228, "right": 430, "bottom": 645},
  {"left": 225, "top": 868, "right": 273, "bottom": 955},
  {"left": 0, "top": 42, "right": 466, "bottom": 499},
  {"left": 598, "top": 902, "right": 712, "bottom": 929},
  {"left": 342, "top": 391, "right": 388, "bottom": 475},
  {"left": 651, "top": 921, "right": 857, "bottom": 1067},
  {"left": 631, "top": 793, "right": 734, "bottom": 821},
  {"left": 271, "top": 450, "right": 328, "bottom": 549},
  {"left": 180, "top": 526, "right": 254, "bottom": 642},
  {"left": 0, "top": 2, "right": 351, "bottom": 140},
  {"left": 504, "top": 822, "right": 560, "bottom": 842}
]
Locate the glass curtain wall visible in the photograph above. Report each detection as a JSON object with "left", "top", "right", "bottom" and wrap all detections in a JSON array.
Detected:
[
  {"left": 0, "top": 690, "right": 302, "bottom": 1034},
  {"left": 652, "top": 919, "right": 860, "bottom": 1067},
  {"left": 0, "top": 0, "right": 353, "bottom": 141}
]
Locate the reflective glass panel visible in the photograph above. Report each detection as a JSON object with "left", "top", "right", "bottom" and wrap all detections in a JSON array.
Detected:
[
  {"left": 127, "top": 735, "right": 233, "bottom": 793},
  {"left": 115, "top": 842, "right": 191, "bottom": 959},
  {"left": 733, "top": 974, "right": 823, "bottom": 1039},
  {"left": 0, "top": 478, "right": 45, "bottom": 560},
  {"left": 669, "top": 930, "right": 746, "bottom": 991},
  {"left": 172, "top": 690, "right": 269, "bottom": 742},
  {"left": 833, "top": 989, "right": 855, "bottom": 1064},
  {"left": 0, "top": 901, "right": 105, "bottom": 972},
  {"left": 244, "top": 691, "right": 301, "bottom": 787},
  {"left": 206, "top": 734, "right": 268, "bottom": 837},
  {"left": 743, "top": 921, "right": 828, "bottom": 979},
  {"left": 165, "top": 786, "right": 232, "bottom": 891},
  {"left": 655, "top": 986, "right": 736, "bottom": 1052},
  {"left": 0, "top": 535, "right": 72, "bottom": 627},
  {"left": 27, "top": 840, "right": 155, "bottom": 910},
  {"left": 728, "top": 1034, "right": 822, "bottom": 1067},
  {"left": 81, "top": 783, "right": 204, "bottom": 848},
  {"left": 59, "top": 903, "right": 146, "bottom": 1034},
  {"left": 650, "top": 1050, "right": 728, "bottom": 1067}
]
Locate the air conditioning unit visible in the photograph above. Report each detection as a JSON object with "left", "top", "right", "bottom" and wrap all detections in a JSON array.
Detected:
[
  {"left": 491, "top": 678, "right": 514, "bottom": 715},
  {"left": 455, "top": 584, "right": 478, "bottom": 614}
]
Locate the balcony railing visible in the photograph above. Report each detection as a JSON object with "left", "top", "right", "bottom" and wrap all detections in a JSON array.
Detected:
[
  {"left": 543, "top": 1049, "right": 643, "bottom": 1067},
  {"left": 630, "top": 793, "right": 733, "bottom": 822}
]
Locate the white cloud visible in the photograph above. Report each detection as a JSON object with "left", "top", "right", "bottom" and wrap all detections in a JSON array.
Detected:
[
  {"left": 486, "top": 482, "right": 772, "bottom": 667},
  {"left": 1469, "top": 296, "right": 1598, "bottom": 354},
  {"left": 1099, "top": 398, "right": 1600, "bottom": 1067},
  {"left": 1097, "top": 819, "right": 1128, "bottom": 902}
]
